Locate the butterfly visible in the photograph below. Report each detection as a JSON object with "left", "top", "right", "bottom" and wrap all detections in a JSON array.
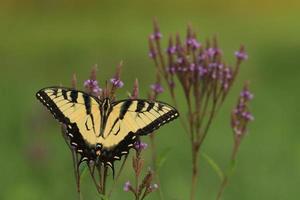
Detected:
[{"left": 36, "top": 86, "right": 179, "bottom": 170}]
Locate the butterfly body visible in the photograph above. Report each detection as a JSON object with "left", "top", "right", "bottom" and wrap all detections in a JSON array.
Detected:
[{"left": 36, "top": 87, "right": 179, "bottom": 168}]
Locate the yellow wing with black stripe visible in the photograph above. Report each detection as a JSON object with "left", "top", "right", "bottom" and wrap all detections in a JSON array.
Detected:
[
  {"left": 36, "top": 87, "right": 102, "bottom": 161},
  {"left": 102, "top": 99, "right": 179, "bottom": 147}
]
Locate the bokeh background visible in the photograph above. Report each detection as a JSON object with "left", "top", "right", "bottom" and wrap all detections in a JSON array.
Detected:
[{"left": 1, "top": 0, "right": 300, "bottom": 199}]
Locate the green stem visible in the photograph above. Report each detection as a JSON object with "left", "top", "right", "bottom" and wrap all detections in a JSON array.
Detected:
[
  {"left": 190, "top": 148, "right": 199, "bottom": 200},
  {"left": 216, "top": 139, "right": 240, "bottom": 200}
]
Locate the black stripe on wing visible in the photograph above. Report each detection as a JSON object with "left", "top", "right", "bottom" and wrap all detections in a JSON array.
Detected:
[
  {"left": 114, "top": 99, "right": 180, "bottom": 136},
  {"left": 136, "top": 109, "right": 179, "bottom": 135},
  {"left": 99, "top": 132, "right": 137, "bottom": 175},
  {"left": 36, "top": 88, "right": 71, "bottom": 124}
]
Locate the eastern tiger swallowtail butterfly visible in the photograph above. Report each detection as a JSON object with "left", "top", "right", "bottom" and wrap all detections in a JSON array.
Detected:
[{"left": 36, "top": 86, "right": 179, "bottom": 169}]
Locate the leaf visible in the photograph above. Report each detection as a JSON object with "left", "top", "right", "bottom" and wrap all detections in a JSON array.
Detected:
[
  {"left": 155, "top": 148, "right": 171, "bottom": 171},
  {"left": 201, "top": 152, "right": 224, "bottom": 181}
]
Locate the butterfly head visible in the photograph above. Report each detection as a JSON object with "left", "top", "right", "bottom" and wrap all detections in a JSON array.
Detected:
[{"left": 95, "top": 143, "right": 102, "bottom": 156}]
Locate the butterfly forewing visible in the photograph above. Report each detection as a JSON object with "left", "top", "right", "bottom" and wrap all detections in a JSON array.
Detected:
[{"left": 36, "top": 87, "right": 101, "bottom": 149}]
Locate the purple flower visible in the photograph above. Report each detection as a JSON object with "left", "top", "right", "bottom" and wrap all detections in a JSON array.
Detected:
[
  {"left": 167, "top": 67, "right": 176, "bottom": 74},
  {"left": 231, "top": 85, "right": 254, "bottom": 137},
  {"left": 123, "top": 181, "right": 131, "bottom": 192},
  {"left": 167, "top": 46, "right": 176, "bottom": 54},
  {"left": 84, "top": 79, "right": 102, "bottom": 95},
  {"left": 186, "top": 38, "right": 201, "bottom": 49},
  {"left": 208, "top": 62, "right": 218, "bottom": 69},
  {"left": 198, "top": 53, "right": 207, "bottom": 62},
  {"left": 241, "top": 111, "right": 254, "bottom": 121},
  {"left": 206, "top": 48, "right": 219, "bottom": 58},
  {"left": 84, "top": 79, "right": 98, "bottom": 88},
  {"left": 221, "top": 67, "right": 233, "bottom": 90},
  {"left": 134, "top": 141, "right": 148, "bottom": 150},
  {"left": 189, "top": 63, "right": 196, "bottom": 71},
  {"left": 235, "top": 50, "right": 248, "bottom": 60},
  {"left": 224, "top": 67, "right": 233, "bottom": 79},
  {"left": 148, "top": 50, "right": 157, "bottom": 58},
  {"left": 150, "top": 83, "right": 164, "bottom": 94},
  {"left": 110, "top": 78, "right": 124, "bottom": 88},
  {"left": 240, "top": 89, "right": 253, "bottom": 100},
  {"left": 150, "top": 32, "right": 162, "bottom": 40},
  {"left": 197, "top": 66, "right": 207, "bottom": 77},
  {"left": 177, "top": 67, "right": 187, "bottom": 72}
]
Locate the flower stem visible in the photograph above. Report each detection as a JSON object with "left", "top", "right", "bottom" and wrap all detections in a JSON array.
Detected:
[
  {"left": 190, "top": 147, "right": 199, "bottom": 200},
  {"left": 216, "top": 176, "right": 228, "bottom": 200},
  {"left": 216, "top": 138, "right": 241, "bottom": 200}
]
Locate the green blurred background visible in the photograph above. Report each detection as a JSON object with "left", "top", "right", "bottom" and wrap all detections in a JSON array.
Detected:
[{"left": 1, "top": 0, "right": 299, "bottom": 199}]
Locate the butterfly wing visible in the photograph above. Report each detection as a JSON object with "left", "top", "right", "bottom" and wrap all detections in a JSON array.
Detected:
[
  {"left": 36, "top": 87, "right": 102, "bottom": 161},
  {"left": 99, "top": 99, "right": 179, "bottom": 164},
  {"left": 36, "top": 88, "right": 179, "bottom": 167}
]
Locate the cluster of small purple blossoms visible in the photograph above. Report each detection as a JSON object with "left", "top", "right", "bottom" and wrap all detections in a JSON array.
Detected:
[
  {"left": 123, "top": 181, "right": 158, "bottom": 193},
  {"left": 110, "top": 78, "right": 124, "bottom": 88},
  {"left": 83, "top": 66, "right": 102, "bottom": 97},
  {"left": 150, "top": 20, "right": 163, "bottom": 40},
  {"left": 110, "top": 62, "right": 125, "bottom": 92},
  {"left": 134, "top": 140, "right": 148, "bottom": 151},
  {"left": 150, "top": 83, "right": 164, "bottom": 94},
  {"left": 148, "top": 23, "right": 246, "bottom": 108},
  {"left": 235, "top": 46, "right": 248, "bottom": 61},
  {"left": 84, "top": 79, "right": 102, "bottom": 96},
  {"left": 123, "top": 169, "right": 159, "bottom": 198},
  {"left": 186, "top": 38, "right": 201, "bottom": 49},
  {"left": 231, "top": 84, "right": 254, "bottom": 137},
  {"left": 123, "top": 181, "right": 133, "bottom": 192}
]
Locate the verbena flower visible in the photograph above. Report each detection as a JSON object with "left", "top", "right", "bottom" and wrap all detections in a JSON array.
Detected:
[
  {"left": 134, "top": 140, "right": 148, "bottom": 151},
  {"left": 231, "top": 83, "right": 254, "bottom": 137},
  {"left": 151, "top": 18, "right": 162, "bottom": 40},
  {"left": 84, "top": 79, "right": 102, "bottom": 95},
  {"left": 110, "top": 78, "right": 124, "bottom": 88},
  {"left": 123, "top": 181, "right": 132, "bottom": 192},
  {"left": 240, "top": 89, "right": 254, "bottom": 100},
  {"left": 235, "top": 46, "right": 248, "bottom": 61},
  {"left": 166, "top": 45, "right": 176, "bottom": 54},
  {"left": 150, "top": 83, "right": 164, "bottom": 94}
]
